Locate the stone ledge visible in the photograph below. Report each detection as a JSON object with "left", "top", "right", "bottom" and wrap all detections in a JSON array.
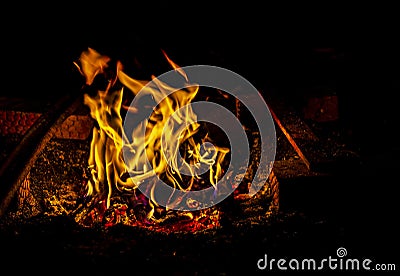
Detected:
[{"left": 0, "top": 110, "right": 93, "bottom": 140}]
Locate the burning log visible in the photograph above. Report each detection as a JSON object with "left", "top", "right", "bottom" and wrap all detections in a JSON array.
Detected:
[{"left": 68, "top": 48, "right": 279, "bottom": 232}]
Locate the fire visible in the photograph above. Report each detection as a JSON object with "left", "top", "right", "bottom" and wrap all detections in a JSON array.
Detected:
[{"left": 73, "top": 48, "right": 229, "bottom": 231}]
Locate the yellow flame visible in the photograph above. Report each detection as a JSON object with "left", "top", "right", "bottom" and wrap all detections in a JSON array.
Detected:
[
  {"left": 74, "top": 47, "right": 111, "bottom": 85},
  {"left": 76, "top": 48, "right": 229, "bottom": 217}
]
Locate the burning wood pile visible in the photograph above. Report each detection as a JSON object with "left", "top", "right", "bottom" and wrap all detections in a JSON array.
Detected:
[{"left": 0, "top": 48, "right": 279, "bottom": 235}]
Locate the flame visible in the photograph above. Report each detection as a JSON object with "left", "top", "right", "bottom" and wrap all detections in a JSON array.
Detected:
[
  {"left": 75, "top": 48, "right": 229, "bottom": 226},
  {"left": 73, "top": 47, "right": 111, "bottom": 86}
]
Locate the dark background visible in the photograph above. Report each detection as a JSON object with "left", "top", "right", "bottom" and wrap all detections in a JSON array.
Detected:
[
  {"left": 3, "top": 3, "right": 399, "bottom": 165},
  {"left": 2, "top": 2, "right": 399, "bottom": 273}
]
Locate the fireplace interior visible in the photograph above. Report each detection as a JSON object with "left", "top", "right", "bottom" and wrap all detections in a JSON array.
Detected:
[{"left": 1, "top": 28, "right": 399, "bottom": 274}]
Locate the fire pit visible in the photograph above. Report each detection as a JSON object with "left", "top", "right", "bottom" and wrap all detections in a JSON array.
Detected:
[
  {"left": 1, "top": 47, "right": 279, "bottom": 235},
  {"left": 1, "top": 45, "right": 374, "bottom": 274}
]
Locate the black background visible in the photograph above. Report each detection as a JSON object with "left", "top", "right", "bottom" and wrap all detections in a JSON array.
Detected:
[
  {"left": 2, "top": 2, "right": 399, "bottom": 273},
  {"left": 3, "top": 3, "right": 399, "bottom": 169}
]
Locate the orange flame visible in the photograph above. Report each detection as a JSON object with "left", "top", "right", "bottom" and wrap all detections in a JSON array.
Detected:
[{"left": 75, "top": 48, "right": 229, "bottom": 222}]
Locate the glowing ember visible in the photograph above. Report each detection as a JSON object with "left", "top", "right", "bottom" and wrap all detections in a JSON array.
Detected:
[{"left": 73, "top": 48, "right": 230, "bottom": 232}]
